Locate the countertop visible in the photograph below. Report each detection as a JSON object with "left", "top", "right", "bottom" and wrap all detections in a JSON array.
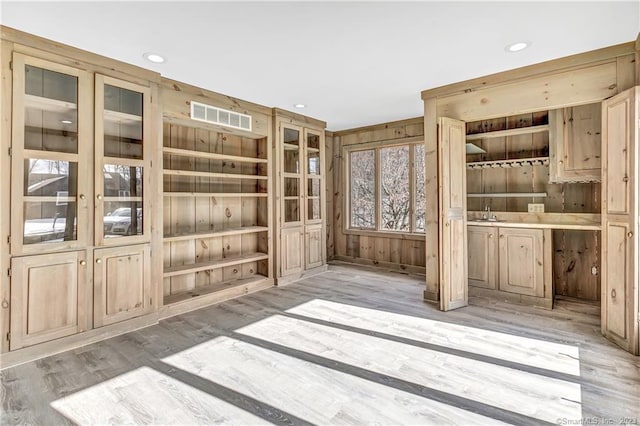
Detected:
[{"left": 466, "top": 212, "right": 601, "bottom": 231}]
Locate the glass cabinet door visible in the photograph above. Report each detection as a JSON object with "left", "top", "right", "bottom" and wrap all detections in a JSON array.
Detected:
[
  {"left": 304, "top": 129, "right": 322, "bottom": 223},
  {"left": 282, "top": 125, "right": 303, "bottom": 225},
  {"left": 11, "top": 54, "right": 90, "bottom": 254},
  {"left": 95, "top": 75, "right": 151, "bottom": 245}
]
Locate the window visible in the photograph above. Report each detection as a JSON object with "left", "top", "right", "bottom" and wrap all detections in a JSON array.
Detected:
[
  {"left": 348, "top": 142, "right": 426, "bottom": 233},
  {"left": 349, "top": 150, "right": 375, "bottom": 228},
  {"left": 380, "top": 146, "right": 410, "bottom": 231}
]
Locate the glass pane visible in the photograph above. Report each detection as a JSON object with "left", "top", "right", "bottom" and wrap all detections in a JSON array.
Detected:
[
  {"left": 349, "top": 150, "right": 375, "bottom": 228},
  {"left": 24, "top": 159, "right": 78, "bottom": 244},
  {"left": 24, "top": 65, "right": 78, "bottom": 154},
  {"left": 307, "top": 198, "right": 320, "bottom": 220},
  {"left": 307, "top": 179, "right": 320, "bottom": 197},
  {"left": 415, "top": 144, "right": 426, "bottom": 232},
  {"left": 104, "top": 84, "right": 143, "bottom": 159},
  {"left": 285, "top": 178, "right": 299, "bottom": 197},
  {"left": 103, "top": 165, "right": 143, "bottom": 238},
  {"left": 103, "top": 201, "right": 142, "bottom": 237},
  {"left": 284, "top": 147, "right": 299, "bottom": 174},
  {"left": 25, "top": 159, "right": 77, "bottom": 196},
  {"left": 307, "top": 151, "right": 320, "bottom": 175},
  {"left": 306, "top": 132, "right": 320, "bottom": 150},
  {"left": 103, "top": 164, "right": 142, "bottom": 197},
  {"left": 381, "top": 146, "right": 410, "bottom": 231},
  {"left": 24, "top": 201, "right": 77, "bottom": 244},
  {"left": 284, "top": 199, "right": 299, "bottom": 222},
  {"left": 284, "top": 128, "right": 299, "bottom": 146}
]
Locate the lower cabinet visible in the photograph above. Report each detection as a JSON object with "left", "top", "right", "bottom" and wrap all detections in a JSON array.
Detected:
[
  {"left": 498, "top": 228, "right": 545, "bottom": 297},
  {"left": 468, "top": 226, "right": 550, "bottom": 301},
  {"left": 9, "top": 250, "right": 89, "bottom": 350},
  {"left": 305, "top": 225, "right": 324, "bottom": 270},
  {"left": 467, "top": 227, "right": 498, "bottom": 289},
  {"left": 94, "top": 244, "right": 152, "bottom": 327},
  {"left": 281, "top": 227, "right": 304, "bottom": 276}
]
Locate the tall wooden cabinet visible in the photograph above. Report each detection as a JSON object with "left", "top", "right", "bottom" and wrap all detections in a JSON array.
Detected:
[
  {"left": 601, "top": 86, "right": 639, "bottom": 355},
  {"left": 273, "top": 110, "right": 327, "bottom": 283},
  {"left": 4, "top": 41, "right": 160, "bottom": 353}
]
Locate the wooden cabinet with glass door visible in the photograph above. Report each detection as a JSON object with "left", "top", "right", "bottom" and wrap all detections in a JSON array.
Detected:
[
  {"left": 7, "top": 50, "right": 159, "bottom": 352},
  {"left": 274, "top": 109, "right": 326, "bottom": 283},
  {"left": 9, "top": 54, "right": 92, "bottom": 350}
]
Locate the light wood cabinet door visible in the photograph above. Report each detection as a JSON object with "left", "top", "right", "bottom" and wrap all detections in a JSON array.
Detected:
[
  {"left": 467, "top": 226, "right": 498, "bottom": 289},
  {"left": 10, "top": 251, "right": 88, "bottom": 350},
  {"left": 305, "top": 225, "right": 323, "bottom": 270},
  {"left": 281, "top": 227, "right": 303, "bottom": 277},
  {"left": 438, "top": 117, "right": 468, "bottom": 310},
  {"left": 498, "top": 228, "right": 544, "bottom": 297},
  {"left": 94, "top": 244, "right": 152, "bottom": 327},
  {"left": 549, "top": 103, "right": 602, "bottom": 183},
  {"left": 601, "top": 86, "right": 638, "bottom": 355}
]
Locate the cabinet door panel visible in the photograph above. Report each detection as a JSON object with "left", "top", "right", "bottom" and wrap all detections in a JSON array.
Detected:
[
  {"left": 10, "top": 251, "right": 87, "bottom": 349},
  {"left": 281, "top": 228, "right": 303, "bottom": 276},
  {"left": 601, "top": 86, "right": 638, "bottom": 354},
  {"left": 498, "top": 228, "right": 544, "bottom": 297},
  {"left": 439, "top": 117, "right": 468, "bottom": 310},
  {"left": 305, "top": 225, "right": 323, "bottom": 270},
  {"left": 94, "top": 244, "right": 151, "bottom": 327},
  {"left": 467, "top": 226, "right": 497, "bottom": 289}
]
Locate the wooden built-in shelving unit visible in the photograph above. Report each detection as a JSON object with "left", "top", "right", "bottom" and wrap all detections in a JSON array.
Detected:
[{"left": 161, "top": 79, "right": 273, "bottom": 308}]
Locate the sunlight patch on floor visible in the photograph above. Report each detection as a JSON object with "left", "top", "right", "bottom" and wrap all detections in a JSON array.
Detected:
[
  {"left": 286, "top": 298, "right": 581, "bottom": 376},
  {"left": 50, "top": 366, "right": 269, "bottom": 425},
  {"left": 163, "top": 336, "right": 508, "bottom": 425},
  {"left": 237, "top": 313, "right": 582, "bottom": 424}
]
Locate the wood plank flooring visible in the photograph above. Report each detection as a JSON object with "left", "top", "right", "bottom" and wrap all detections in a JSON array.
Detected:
[{"left": 2, "top": 263, "right": 639, "bottom": 425}]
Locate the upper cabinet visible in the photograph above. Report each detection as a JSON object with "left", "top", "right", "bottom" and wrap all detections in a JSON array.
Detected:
[
  {"left": 10, "top": 53, "right": 154, "bottom": 255},
  {"left": 11, "top": 54, "right": 92, "bottom": 255},
  {"left": 549, "top": 103, "right": 602, "bottom": 183},
  {"left": 95, "top": 75, "right": 152, "bottom": 246}
]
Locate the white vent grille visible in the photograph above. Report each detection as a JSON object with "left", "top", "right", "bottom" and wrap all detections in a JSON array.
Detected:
[{"left": 190, "top": 101, "right": 252, "bottom": 132}]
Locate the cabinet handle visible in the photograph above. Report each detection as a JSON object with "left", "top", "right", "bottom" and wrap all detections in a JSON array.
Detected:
[
  {"left": 96, "top": 259, "right": 102, "bottom": 264},
  {"left": 623, "top": 176, "right": 629, "bottom": 183},
  {"left": 97, "top": 194, "right": 103, "bottom": 200},
  {"left": 628, "top": 232, "right": 633, "bottom": 238},
  {"left": 611, "top": 289, "right": 617, "bottom": 299},
  {"left": 500, "top": 234, "right": 504, "bottom": 239},
  {"left": 445, "top": 222, "right": 449, "bottom": 227},
  {"left": 488, "top": 234, "right": 494, "bottom": 238},
  {"left": 79, "top": 194, "right": 86, "bottom": 200},
  {"left": 558, "top": 160, "right": 563, "bottom": 165},
  {"left": 1, "top": 299, "right": 8, "bottom": 309},
  {"left": 79, "top": 260, "right": 87, "bottom": 266}
]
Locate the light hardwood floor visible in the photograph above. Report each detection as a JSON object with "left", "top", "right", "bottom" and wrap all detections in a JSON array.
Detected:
[{"left": 2, "top": 263, "right": 639, "bottom": 425}]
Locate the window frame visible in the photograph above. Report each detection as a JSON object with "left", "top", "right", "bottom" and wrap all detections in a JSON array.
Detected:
[{"left": 344, "top": 136, "right": 425, "bottom": 236}]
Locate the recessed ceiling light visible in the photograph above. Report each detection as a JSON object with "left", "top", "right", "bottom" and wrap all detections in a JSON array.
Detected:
[
  {"left": 294, "top": 104, "right": 306, "bottom": 109},
  {"left": 505, "top": 41, "right": 531, "bottom": 52},
  {"left": 60, "top": 120, "right": 73, "bottom": 124},
  {"left": 143, "top": 52, "right": 166, "bottom": 64}
]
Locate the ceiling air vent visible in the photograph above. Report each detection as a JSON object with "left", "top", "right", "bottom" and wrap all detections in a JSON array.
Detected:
[{"left": 190, "top": 101, "right": 252, "bottom": 132}]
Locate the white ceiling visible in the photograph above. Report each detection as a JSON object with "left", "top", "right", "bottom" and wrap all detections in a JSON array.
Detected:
[{"left": 1, "top": 1, "right": 639, "bottom": 131}]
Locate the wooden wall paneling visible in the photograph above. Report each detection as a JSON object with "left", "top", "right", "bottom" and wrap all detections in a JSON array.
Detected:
[
  {"left": 505, "top": 134, "right": 535, "bottom": 211},
  {"left": 482, "top": 136, "right": 507, "bottom": 212},
  {"left": 374, "top": 237, "right": 390, "bottom": 264},
  {"left": 334, "top": 135, "right": 347, "bottom": 258},
  {"left": 325, "top": 131, "right": 335, "bottom": 259},
  {"left": 437, "top": 62, "right": 618, "bottom": 122},
  {"left": 359, "top": 235, "right": 374, "bottom": 261},
  {"left": 616, "top": 54, "right": 636, "bottom": 92}
]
